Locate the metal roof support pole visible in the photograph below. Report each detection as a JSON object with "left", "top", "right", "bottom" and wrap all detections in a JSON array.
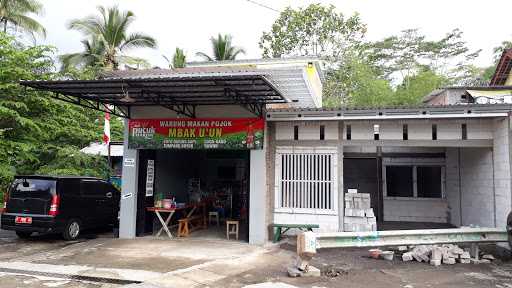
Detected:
[
  {"left": 224, "top": 88, "right": 264, "bottom": 117},
  {"left": 50, "top": 92, "right": 129, "bottom": 118}
]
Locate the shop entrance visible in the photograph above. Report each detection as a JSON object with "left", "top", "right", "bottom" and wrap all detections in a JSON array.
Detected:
[{"left": 138, "top": 149, "right": 250, "bottom": 241}]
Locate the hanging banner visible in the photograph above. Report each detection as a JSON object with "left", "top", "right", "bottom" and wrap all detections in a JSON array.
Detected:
[
  {"left": 145, "top": 159, "right": 154, "bottom": 197},
  {"left": 128, "top": 118, "right": 264, "bottom": 150}
]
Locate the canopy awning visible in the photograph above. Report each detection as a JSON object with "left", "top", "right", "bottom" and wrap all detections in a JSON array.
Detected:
[{"left": 20, "top": 71, "right": 287, "bottom": 118}]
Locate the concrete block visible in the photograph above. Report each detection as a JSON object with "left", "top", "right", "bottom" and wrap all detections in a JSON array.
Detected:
[
  {"left": 302, "top": 266, "right": 321, "bottom": 277},
  {"left": 443, "top": 257, "right": 456, "bottom": 265},
  {"left": 365, "top": 209, "right": 375, "bottom": 217},
  {"left": 458, "top": 258, "right": 470, "bottom": 264},
  {"left": 360, "top": 193, "right": 370, "bottom": 199},
  {"left": 460, "top": 252, "right": 471, "bottom": 259},
  {"left": 367, "top": 217, "right": 377, "bottom": 224},
  {"left": 430, "top": 259, "right": 441, "bottom": 266},
  {"left": 398, "top": 246, "right": 408, "bottom": 252},
  {"left": 450, "top": 246, "right": 464, "bottom": 255},
  {"left": 431, "top": 247, "right": 443, "bottom": 261},
  {"left": 345, "top": 209, "right": 365, "bottom": 217},
  {"left": 344, "top": 216, "right": 369, "bottom": 225},
  {"left": 402, "top": 252, "right": 413, "bottom": 262}
]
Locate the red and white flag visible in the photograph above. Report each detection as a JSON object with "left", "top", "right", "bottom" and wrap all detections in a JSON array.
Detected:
[{"left": 103, "top": 111, "right": 110, "bottom": 144}]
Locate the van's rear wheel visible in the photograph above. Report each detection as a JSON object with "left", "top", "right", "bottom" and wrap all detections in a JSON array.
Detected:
[
  {"left": 15, "top": 231, "right": 32, "bottom": 239},
  {"left": 63, "top": 219, "right": 81, "bottom": 241}
]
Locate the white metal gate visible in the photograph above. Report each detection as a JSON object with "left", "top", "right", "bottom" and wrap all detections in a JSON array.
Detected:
[{"left": 275, "top": 148, "right": 338, "bottom": 214}]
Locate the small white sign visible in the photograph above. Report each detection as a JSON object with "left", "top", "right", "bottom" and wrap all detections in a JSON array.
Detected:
[
  {"left": 348, "top": 188, "right": 358, "bottom": 194},
  {"left": 124, "top": 158, "right": 135, "bottom": 167}
]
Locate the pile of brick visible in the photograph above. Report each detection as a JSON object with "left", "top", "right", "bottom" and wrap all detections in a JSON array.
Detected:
[
  {"left": 344, "top": 193, "right": 377, "bottom": 232},
  {"left": 398, "top": 244, "right": 495, "bottom": 266}
]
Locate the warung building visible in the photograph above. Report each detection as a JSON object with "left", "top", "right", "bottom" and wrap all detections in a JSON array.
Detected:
[{"left": 21, "top": 58, "right": 512, "bottom": 245}]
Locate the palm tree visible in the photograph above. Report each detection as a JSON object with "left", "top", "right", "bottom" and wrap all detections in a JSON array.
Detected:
[
  {"left": 0, "top": 0, "right": 46, "bottom": 37},
  {"left": 196, "top": 34, "right": 245, "bottom": 61},
  {"left": 59, "top": 37, "right": 106, "bottom": 71},
  {"left": 164, "top": 47, "right": 186, "bottom": 69},
  {"left": 67, "top": 6, "right": 157, "bottom": 70}
]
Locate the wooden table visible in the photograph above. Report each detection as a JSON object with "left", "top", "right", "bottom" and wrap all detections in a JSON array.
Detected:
[
  {"left": 147, "top": 207, "right": 176, "bottom": 238},
  {"left": 147, "top": 203, "right": 207, "bottom": 239}
]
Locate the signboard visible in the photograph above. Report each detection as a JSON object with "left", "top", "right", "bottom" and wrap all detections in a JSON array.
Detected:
[
  {"left": 145, "top": 159, "right": 155, "bottom": 197},
  {"left": 123, "top": 158, "right": 135, "bottom": 167},
  {"left": 128, "top": 118, "right": 264, "bottom": 150}
]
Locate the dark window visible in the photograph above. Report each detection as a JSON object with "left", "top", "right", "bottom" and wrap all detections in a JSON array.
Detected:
[
  {"left": 293, "top": 125, "right": 299, "bottom": 140},
  {"left": 461, "top": 123, "right": 467, "bottom": 140},
  {"left": 386, "top": 166, "right": 413, "bottom": 197},
  {"left": 346, "top": 125, "right": 351, "bottom": 140},
  {"left": 432, "top": 124, "right": 437, "bottom": 140},
  {"left": 319, "top": 125, "right": 325, "bottom": 140},
  {"left": 417, "top": 166, "right": 442, "bottom": 198},
  {"left": 403, "top": 124, "right": 408, "bottom": 140},
  {"left": 80, "top": 180, "right": 105, "bottom": 198}
]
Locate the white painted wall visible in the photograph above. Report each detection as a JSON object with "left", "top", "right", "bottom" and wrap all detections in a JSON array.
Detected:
[
  {"left": 342, "top": 119, "right": 494, "bottom": 141},
  {"left": 273, "top": 212, "right": 338, "bottom": 232},
  {"left": 249, "top": 149, "right": 267, "bottom": 245},
  {"left": 275, "top": 121, "right": 338, "bottom": 140}
]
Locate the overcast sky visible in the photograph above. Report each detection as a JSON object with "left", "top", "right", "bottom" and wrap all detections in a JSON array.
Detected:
[{"left": 35, "top": 0, "right": 512, "bottom": 68}]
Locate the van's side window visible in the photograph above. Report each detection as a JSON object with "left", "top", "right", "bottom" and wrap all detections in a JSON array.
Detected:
[{"left": 80, "top": 180, "right": 106, "bottom": 198}]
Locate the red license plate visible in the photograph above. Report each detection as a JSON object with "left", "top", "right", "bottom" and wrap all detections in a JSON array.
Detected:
[{"left": 15, "top": 216, "right": 32, "bottom": 224}]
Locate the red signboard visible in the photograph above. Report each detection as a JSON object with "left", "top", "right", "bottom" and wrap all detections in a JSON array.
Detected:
[{"left": 128, "top": 118, "right": 264, "bottom": 150}]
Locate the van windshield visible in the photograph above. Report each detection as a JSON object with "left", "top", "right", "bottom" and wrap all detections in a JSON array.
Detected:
[{"left": 11, "top": 179, "right": 56, "bottom": 198}]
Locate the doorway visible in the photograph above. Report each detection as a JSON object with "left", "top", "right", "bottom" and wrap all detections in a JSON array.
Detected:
[
  {"left": 139, "top": 149, "right": 250, "bottom": 241},
  {"left": 343, "top": 158, "right": 380, "bottom": 221}
]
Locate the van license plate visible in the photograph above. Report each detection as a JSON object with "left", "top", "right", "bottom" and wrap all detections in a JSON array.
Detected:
[{"left": 15, "top": 217, "right": 32, "bottom": 224}]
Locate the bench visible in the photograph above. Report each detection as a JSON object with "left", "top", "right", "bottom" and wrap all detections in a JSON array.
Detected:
[
  {"left": 272, "top": 223, "right": 320, "bottom": 243},
  {"left": 178, "top": 215, "right": 206, "bottom": 237}
]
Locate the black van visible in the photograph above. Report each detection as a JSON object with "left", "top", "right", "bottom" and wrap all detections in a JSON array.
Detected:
[{"left": 1, "top": 175, "right": 120, "bottom": 240}]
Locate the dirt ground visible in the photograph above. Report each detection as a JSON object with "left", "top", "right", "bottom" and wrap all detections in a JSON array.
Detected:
[{"left": 1, "top": 227, "right": 512, "bottom": 288}]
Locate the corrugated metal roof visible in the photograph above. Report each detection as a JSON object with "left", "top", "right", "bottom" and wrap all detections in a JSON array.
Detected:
[
  {"left": 100, "top": 66, "right": 317, "bottom": 107},
  {"left": 100, "top": 66, "right": 262, "bottom": 79}
]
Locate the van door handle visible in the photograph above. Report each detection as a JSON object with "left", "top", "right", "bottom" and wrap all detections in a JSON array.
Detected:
[{"left": 106, "top": 192, "right": 113, "bottom": 198}]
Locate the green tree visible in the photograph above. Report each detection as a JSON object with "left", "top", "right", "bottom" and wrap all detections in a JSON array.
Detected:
[
  {"left": 196, "top": 34, "right": 245, "bottom": 61},
  {"left": 0, "top": 33, "right": 120, "bottom": 197},
  {"left": 393, "top": 67, "right": 449, "bottom": 105},
  {"left": 59, "top": 37, "right": 105, "bottom": 72},
  {"left": 323, "top": 54, "right": 393, "bottom": 107},
  {"left": 0, "top": 0, "right": 45, "bottom": 37},
  {"left": 368, "top": 28, "right": 480, "bottom": 84},
  {"left": 164, "top": 47, "right": 186, "bottom": 68},
  {"left": 259, "top": 4, "right": 366, "bottom": 59},
  {"left": 65, "top": 6, "right": 157, "bottom": 70}
]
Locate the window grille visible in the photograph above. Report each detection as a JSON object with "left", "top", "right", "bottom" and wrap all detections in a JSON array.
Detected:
[{"left": 275, "top": 149, "right": 337, "bottom": 211}]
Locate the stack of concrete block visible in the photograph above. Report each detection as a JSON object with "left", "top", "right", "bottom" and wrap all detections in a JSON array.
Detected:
[
  {"left": 344, "top": 193, "right": 377, "bottom": 232},
  {"left": 398, "top": 244, "right": 491, "bottom": 266}
]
